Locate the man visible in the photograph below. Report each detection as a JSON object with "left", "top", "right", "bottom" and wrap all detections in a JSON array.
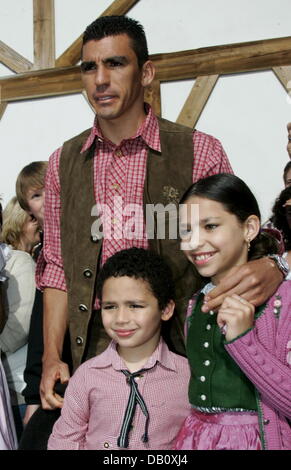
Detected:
[{"left": 40, "top": 16, "right": 283, "bottom": 412}]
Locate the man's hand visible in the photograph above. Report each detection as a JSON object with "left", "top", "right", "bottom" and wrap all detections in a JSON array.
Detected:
[
  {"left": 202, "top": 257, "right": 283, "bottom": 313},
  {"left": 40, "top": 358, "right": 70, "bottom": 410},
  {"left": 217, "top": 294, "right": 255, "bottom": 342}
]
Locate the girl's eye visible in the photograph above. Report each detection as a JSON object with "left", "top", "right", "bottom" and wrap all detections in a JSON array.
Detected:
[
  {"left": 205, "top": 224, "right": 218, "bottom": 231},
  {"left": 130, "top": 304, "right": 144, "bottom": 309}
]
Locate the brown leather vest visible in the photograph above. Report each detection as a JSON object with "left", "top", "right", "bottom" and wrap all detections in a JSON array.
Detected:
[{"left": 60, "top": 117, "right": 202, "bottom": 370}]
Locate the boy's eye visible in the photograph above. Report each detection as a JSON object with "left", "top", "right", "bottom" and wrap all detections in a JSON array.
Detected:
[
  {"left": 102, "top": 305, "right": 116, "bottom": 310},
  {"left": 129, "top": 304, "right": 144, "bottom": 309}
]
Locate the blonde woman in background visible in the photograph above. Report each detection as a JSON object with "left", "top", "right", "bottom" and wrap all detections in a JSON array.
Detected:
[
  {"left": 0, "top": 199, "right": 18, "bottom": 449},
  {"left": 0, "top": 197, "right": 40, "bottom": 440}
]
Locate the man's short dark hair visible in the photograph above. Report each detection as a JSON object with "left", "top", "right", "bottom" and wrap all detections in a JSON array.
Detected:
[
  {"left": 96, "top": 248, "right": 175, "bottom": 310},
  {"left": 83, "top": 15, "right": 149, "bottom": 68}
]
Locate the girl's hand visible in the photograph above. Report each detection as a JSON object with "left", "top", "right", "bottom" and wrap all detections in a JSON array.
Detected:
[{"left": 217, "top": 294, "right": 255, "bottom": 342}]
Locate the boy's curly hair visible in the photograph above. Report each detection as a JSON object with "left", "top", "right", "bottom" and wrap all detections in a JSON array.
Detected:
[{"left": 96, "top": 247, "right": 175, "bottom": 310}]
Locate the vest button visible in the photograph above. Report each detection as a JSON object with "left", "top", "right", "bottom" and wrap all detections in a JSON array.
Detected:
[
  {"left": 83, "top": 269, "right": 93, "bottom": 278},
  {"left": 79, "top": 304, "right": 88, "bottom": 312},
  {"left": 200, "top": 394, "right": 207, "bottom": 401},
  {"left": 76, "top": 336, "right": 84, "bottom": 345}
]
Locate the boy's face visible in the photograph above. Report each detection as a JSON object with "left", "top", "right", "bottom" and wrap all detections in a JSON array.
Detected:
[
  {"left": 101, "top": 276, "right": 173, "bottom": 356},
  {"left": 26, "top": 187, "right": 45, "bottom": 228}
]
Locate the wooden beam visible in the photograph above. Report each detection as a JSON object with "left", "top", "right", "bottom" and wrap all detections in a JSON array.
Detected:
[
  {"left": 56, "top": 0, "right": 140, "bottom": 67},
  {"left": 0, "top": 102, "right": 8, "bottom": 120},
  {"left": 0, "top": 66, "right": 81, "bottom": 102},
  {"left": 272, "top": 65, "right": 291, "bottom": 92},
  {"left": 145, "top": 80, "right": 161, "bottom": 117},
  {"left": 176, "top": 75, "right": 219, "bottom": 128},
  {"left": 153, "top": 36, "right": 291, "bottom": 81},
  {"left": 0, "top": 41, "right": 33, "bottom": 73},
  {"left": 2, "top": 36, "right": 291, "bottom": 102},
  {"left": 33, "top": 0, "right": 55, "bottom": 69}
]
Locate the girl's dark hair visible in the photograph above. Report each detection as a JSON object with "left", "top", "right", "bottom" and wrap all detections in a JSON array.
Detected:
[
  {"left": 83, "top": 16, "right": 148, "bottom": 68},
  {"left": 180, "top": 173, "right": 279, "bottom": 260},
  {"left": 270, "top": 186, "right": 291, "bottom": 251}
]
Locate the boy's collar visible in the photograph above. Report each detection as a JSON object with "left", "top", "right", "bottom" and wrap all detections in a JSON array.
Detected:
[{"left": 88, "top": 337, "right": 177, "bottom": 372}]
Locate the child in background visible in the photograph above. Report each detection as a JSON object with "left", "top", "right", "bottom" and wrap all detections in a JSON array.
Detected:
[
  {"left": 48, "top": 248, "right": 191, "bottom": 450},
  {"left": 174, "top": 173, "right": 291, "bottom": 450}
]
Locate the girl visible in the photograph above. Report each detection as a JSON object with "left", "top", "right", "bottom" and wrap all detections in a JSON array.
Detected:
[{"left": 174, "top": 173, "right": 291, "bottom": 450}]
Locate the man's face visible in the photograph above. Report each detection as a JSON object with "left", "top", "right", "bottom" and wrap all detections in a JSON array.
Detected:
[{"left": 81, "top": 34, "right": 148, "bottom": 124}]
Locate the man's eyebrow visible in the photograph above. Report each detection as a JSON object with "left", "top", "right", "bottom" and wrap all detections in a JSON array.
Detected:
[{"left": 103, "top": 55, "right": 129, "bottom": 64}]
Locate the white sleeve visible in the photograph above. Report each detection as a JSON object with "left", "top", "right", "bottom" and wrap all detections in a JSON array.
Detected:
[{"left": 0, "top": 251, "right": 36, "bottom": 353}]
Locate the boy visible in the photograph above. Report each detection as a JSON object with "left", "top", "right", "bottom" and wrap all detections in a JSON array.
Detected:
[{"left": 48, "top": 248, "right": 191, "bottom": 450}]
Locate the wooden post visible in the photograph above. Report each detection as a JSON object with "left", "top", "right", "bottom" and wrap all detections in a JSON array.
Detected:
[
  {"left": 33, "top": 0, "right": 55, "bottom": 69},
  {"left": 177, "top": 75, "right": 219, "bottom": 128},
  {"left": 56, "top": 0, "right": 140, "bottom": 67},
  {"left": 0, "top": 41, "right": 33, "bottom": 73},
  {"left": 0, "top": 102, "right": 7, "bottom": 121},
  {"left": 272, "top": 65, "right": 291, "bottom": 92}
]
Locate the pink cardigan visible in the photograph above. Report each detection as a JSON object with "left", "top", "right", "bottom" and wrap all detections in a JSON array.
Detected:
[{"left": 186, "top": 281, "right": 291, "bottom": 450}]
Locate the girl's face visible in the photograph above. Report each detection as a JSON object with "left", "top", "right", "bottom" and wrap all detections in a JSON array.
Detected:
[{"left": 180, "top": 196, "right": 252, "bottom": 285}]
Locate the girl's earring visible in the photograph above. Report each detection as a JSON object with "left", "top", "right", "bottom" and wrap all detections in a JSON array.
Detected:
[{"left": 246, "top": 238, "right": 251, "bottom": 252}]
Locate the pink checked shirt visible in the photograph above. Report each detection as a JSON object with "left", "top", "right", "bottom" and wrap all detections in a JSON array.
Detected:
[
  {"left": 47, "top": 338, "right": 191, "bottom": 450},
  {"left": 39, "top": 105, "right": 233, "bottom": 303}
]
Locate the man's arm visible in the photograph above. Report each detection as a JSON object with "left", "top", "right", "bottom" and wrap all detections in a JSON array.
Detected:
[
  {"left": 40, "top": 288, "right": 70, "bottom": 409},
  {"left": 202, "top": 257, "right": 283, "bottom": 313}
]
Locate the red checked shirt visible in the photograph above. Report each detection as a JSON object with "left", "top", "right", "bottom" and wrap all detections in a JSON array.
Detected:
[
  {"left": 47, "top": 338, "right": 191, "bottom": 450},
  {"left": 39, "top": 105, "right": 233, "bottom": 307}
]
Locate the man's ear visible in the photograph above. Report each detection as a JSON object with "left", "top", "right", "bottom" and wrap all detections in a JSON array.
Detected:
[
  {"left": 141, "top": 60, "right": 155, "bottom": 87},
  {"left": 161, "top": 299, "right": 175, "bottom": 322}
]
